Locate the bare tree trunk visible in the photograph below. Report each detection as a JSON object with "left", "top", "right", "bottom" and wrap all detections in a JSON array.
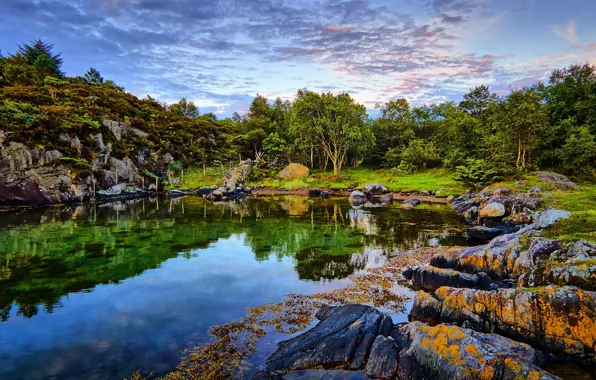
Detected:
[
  {"left": 203, "top": 162, "right": 206, "bottom": 178},
  {"left": 516, "top": 139, "right": 521, "bottom": 168}
]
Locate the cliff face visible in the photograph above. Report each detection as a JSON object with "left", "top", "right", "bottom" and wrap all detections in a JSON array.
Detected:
[{"left": 0, "top": 120, "right": 164, "bottom": 205}]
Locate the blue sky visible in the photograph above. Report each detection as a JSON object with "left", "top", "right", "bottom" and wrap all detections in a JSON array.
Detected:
[{"left": 1, "top": 0, "right": 595, "bottom": 117}]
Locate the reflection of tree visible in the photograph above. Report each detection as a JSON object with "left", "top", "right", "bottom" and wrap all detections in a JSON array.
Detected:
[{"left": 0, "top": 196, "right": 468, "bottom": 321}]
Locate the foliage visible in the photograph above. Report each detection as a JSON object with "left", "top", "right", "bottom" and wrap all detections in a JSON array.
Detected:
[
  {"left": 559, "top": 125, "right": 596, "bottom": 175},
  {"left": 84, "top": 67, "right": 104, "bottom": 85},
  {"left": 396, "top": 139, "right": 441, "bottom": 174},
  {"left": 169, "top": 97, "right": 199, "bottom": 119},
  {"left": 454, "top": 159, "right": 501, "bottom": 189}
]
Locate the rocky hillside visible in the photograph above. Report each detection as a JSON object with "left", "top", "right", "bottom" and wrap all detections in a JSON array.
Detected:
[{"left": 0, "top": 83, "right": 227, "bottom": 205}]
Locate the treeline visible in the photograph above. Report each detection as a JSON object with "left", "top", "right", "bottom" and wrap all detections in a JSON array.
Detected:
[{"left": 1, "top": 40, "right": 595, "bottom": 187}]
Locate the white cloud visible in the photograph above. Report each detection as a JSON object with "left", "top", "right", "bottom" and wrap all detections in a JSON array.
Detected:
[{"left": 553, "top": 20, "right": 578, "bottom": 42}]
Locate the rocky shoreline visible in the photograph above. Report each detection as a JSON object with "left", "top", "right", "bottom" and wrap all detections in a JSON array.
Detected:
[{"left": 251, "top": 185, "right": 595, "bottom": 379}]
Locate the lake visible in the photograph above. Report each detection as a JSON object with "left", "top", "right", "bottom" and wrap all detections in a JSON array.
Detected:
[{"left": 0, "top": 196, "right": 469, "bottom": 379}]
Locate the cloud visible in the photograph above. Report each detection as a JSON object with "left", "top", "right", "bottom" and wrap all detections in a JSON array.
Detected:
[{"left": 553, "top": 20, "right": 578, "bottom": 43}]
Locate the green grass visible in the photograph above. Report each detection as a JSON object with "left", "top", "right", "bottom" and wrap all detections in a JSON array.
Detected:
[
  {"left": 486, "top": 174, "right": 596, "bottom": 243},
  {"left": 247, "top": 167, "right": 466, "bottom": 196}
]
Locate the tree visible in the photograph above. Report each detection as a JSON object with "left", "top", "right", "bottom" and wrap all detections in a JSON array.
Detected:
[
  {"left": 291, "top": 91, "right": 374, "bottom": 174},
  {"left": 459, "top": 85, "right": 500, "bottom": 116},
  {"left": 17, "top": 39, "right": 63, "bottom": 78},
  {"left": 396, "top": 139, "right": 441, "bottom": 174},
  {"left": 169, "top": 97, "right": 199, "bottom": 119},
  {"left": 495, "top": 88, "right": 546, "bottom": 168},
  {"left": 84, "top": 68, "right": 104, "bottom": 84},
  {"left": 372, "top": 99, "right": 415, "bottom": 164},
  {"left": 560, "top": 126, "right": 596, "bottom": 175}
]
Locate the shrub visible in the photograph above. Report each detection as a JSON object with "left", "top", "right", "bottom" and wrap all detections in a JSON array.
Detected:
[
  {"left": 454, "top": 159, "right": 501, "bottom": 189},
  {"left": 396, "top": 139, "right": 441, "bottom": 174}
]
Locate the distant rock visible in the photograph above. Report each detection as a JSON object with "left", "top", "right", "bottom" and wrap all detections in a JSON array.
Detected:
[
  {"left": 528, "top": 185, "right": 543, "bottom": 194},
  {"left": 479, "top": 202, "right": 506, "bottom": 218},
  {"left": 492, "top": 187, "right": 512, "bottom": 196},
  {"left": 536, "top": 171, "right": 580, "bottom": 190},
  {"left": 278, "top": 163, "right": 310, "bottom": 179},
  {"left": 362, "top": 183, "right": 387, "bottom": 195},
  {"left": 400, "top": 203, "right": 415, "bottom": 210},
  {"left": 380, "top": 194, "right": 393, "bottom": 204},
  {"left": 320, "top": 191, "right": 329, "bottom": 199},
  {"left": 308, "top": 189, "right": 321, "bottom": 197},
  {"left": 403, "top": 198, "right": 421, "bottom": 206},
  {"left": 534, "top": 207, "right": 571, "bottom": 228},
  {"left": 446, "top": 195, "right": 454, "bottom": 203},
  {"left": 198, "top": 187, "right": 213, "bottom": 196}
]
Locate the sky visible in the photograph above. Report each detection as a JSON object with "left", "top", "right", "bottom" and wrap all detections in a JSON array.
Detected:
[{"left": 1, "top": 0, "right": 595, "bottom": 117}]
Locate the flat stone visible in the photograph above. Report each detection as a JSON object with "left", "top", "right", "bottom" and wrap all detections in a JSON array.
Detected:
[{"left": 535, "top": 208, "right": 571, "bottom": 228}]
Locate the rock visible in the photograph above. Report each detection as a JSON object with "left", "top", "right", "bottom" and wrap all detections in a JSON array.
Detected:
[
  {"left": 421, "top": 190, "right": 430, "bottom": 196},
  {"left": 198, "top": 187, "right": 214, "bottom": 196},
  {"left": 400, "top": 203, "right": 415, "bottom": 210},
  {"left": 224, "top": 159, "right": 252, "bottom": 189},
  {"left": 308, "top": 189, "right": 321, "bottom": 197},
  {"left": 362, "top": 183, "right": 387, "bottom": 195},
  {"left": 479, "top": 202, "right": 506, "bottom": 218},
  {"left": 348, "top": 191, "right": 366, "bottom": 206},
  {"left": 467, "top": 226, "right": 503, "bottom": 241},
  {"left": 410, "top": 286, "right": 596, "bottom": 363},
  {"left": 393, "top": 322, "right": 556, "bottom": 380},
  {"left": 412, "top": 266, "right": 481, "bottom": 292},
  {"left": 166, "top": 190, "right": 184, "bottom": 197},
  {"left": 447, "top": 195, "right": 454, "bottom": 203},
  {"left": 363, "top": 335, "right": 398, "bottom": 379},
  {"left": 492, "top": 187, "right": 512, "bottom": 196},
  {"left": 320, "top": 191, "right": 329, "bottom": 199},
  {"left": 536, "top": 171, "right": 580, "bottom": 190},
  {"left": 279, "top": 163, "right": 310, "bottom": 179},
  {"left": 528, "top": 186, "right": 543, "bottom": 194},
  {"left": 402, "top": 268, "right": 414, "bottom": 280},
  {"left": 380, "top": 194, "right": 393, "bottom": 204},
  {"left": 403, "top": 198, "right": 421, "bottom": 206},
  {"left": 451, "top": 197, "right": 480, "bottom": 216},
  {"left": 563, "top": 240, "right": 596, "bottom": 262},
  {"left": 534, "top": 208, "right": 571, "bottom": 228},
  {"left": 265, "top": 305, "right": 392, "bottom": 374},
  {"left": 408, "top": 291, "right": 443, "bottom": 324}
]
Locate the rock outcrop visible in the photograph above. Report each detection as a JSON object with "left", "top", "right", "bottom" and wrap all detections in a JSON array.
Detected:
[{"left": 258, "top": 305, "right": 558, "bottom": 379}]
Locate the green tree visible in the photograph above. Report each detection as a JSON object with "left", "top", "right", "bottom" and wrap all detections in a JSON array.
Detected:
[
  {"left": 560, "top": 126, "right": 596, "bottom": 175},
  {"left": 396, "top": 139, "right": 441, "bottom": 174},
  {"left": 169, "top": 97, "right": 199, "bottom": 119},
  {"left": 84, "top": 68, "right": 104, "bottom": 84},
  {"left": 17, "top": 39, "right": 63, "bottom": 78},
  {"left": 262, "top": 132, "right": 288, "bottom": 165},
  {"left": 459, "top": 85, "right": 500, "bottom": 116},
  {"left": 372, "top": 99, "right": 415, "bottom": 165},
  {"left": 291, "top": 90, "right": 374, "bottom": 174}
]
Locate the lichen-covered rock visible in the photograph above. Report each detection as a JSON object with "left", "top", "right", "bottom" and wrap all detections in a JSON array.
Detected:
[
  {"left": 362, "top": 183, "right": 387, "bottom": 195},
  {"left": 266, "top": 305, "right": 392, "bottom": 374},
  {"left": 518, "top": 261, "right": 596, "bottom": 290},
  {"left": 412, "top": 266, "right": 481, "bottom": 292},
  {"left": 410, "top": 286, "right": 596, "bottom": 362},
  {"left": 393, "top": 322, "right": 556, "bottom": 380},
  {"left": 479, "top": 202, "right": 506, "bottom": 218},
  {"left": 279, "top": 163, "right": 310, "bottom": 179},
  {"left": 535, "top": 171, "right": 580, "bottom": 190},
  {"left": 363, "top": 335, "right": 398, "bottom": 379},
  {"left": 349, "top": 191, "right": 367, "bottom": 206},
  {"left": 534, "top": 208, "right": 571, "bottom": 228}
]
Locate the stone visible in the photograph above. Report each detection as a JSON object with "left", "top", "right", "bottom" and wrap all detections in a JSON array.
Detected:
[
  {"left": 362, "top": 183, "right": 387, "bottom": 195},
  {"left": 167, "top": 190, "right": 184, "bottom": 196},
  {"left": 380, "top": 194, "right": 393, "bottom": 204},
  {"left": 320, "top": 191, "right": 329, "bottom": 199},
  {"left": 410, "top": 286, "right": 596, "bottom": 363},
  {"left": 536, "top": 171, "right": 580, "bottom": 190},
  {"left": 492, "top": 187, "right": 512, "bottom": 196},
  {"left": 265, "top": 305, "right": 392, "bottom": 374},
  {"left": 400, "top": 203, "right": 415, "bottom": 210},
  {"left": 278, "top": 163, "right": 310, "bottom": 179},
  {"left": 363, "top": 335, "right": 398, "bottom": 379},
  {"left": 421, "top": 190, "right": 430, "bottom": 196},
  {"left": 528, "top": 186, "right": 543, "bottom": 194},
  {"left": 393, "top": 322, "right": 556, "bottom": 380},
  {"left": 408, "top": 291, "right": 443, "bottom": 324},
  {"left": 348, "top": 191, "right": 367, "bottom": 206},
  {"left": 446, "top": 195, "right": 454, "bottom": 203},
  {"left": 402, "top": 268, "right": 414, "bottom": 280},
  {"left": 225, "top": 159, "right": 252, "bottom": 188},
  {"left": 412, "top": 266, "right": 481, "bottom": 292},
  {"left": 467, "top": 226, "right": 503, "bottom": 241},
  {"left": 308, "top": 189, "right": 321, "bottom": 197},
  {"left": 198, "top": 187, "right": 214, "bottom": 196},
  {"left": 403, "top": 198, "right": 421, "bottom": 206},
  {"left": 479, "top": 202, "right": 506, "bottom": 218},
  {"left": 534, "top": 208, "right": 571, "bottom": 228}
]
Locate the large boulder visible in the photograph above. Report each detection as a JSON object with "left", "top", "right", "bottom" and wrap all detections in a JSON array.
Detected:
[
  {"left": 278, "top": 163, "right": 310, "bottom": 179},
  {"left": 479, "top": 202, "right": 506, "bottom": 218},
  {"left": 409, "top": 286, "right": 596, "bottom": 363},
  {"left": 412, "top": 266, "right": 482, "bottom": 292},
  {"left": 224, "top": 159, "right": 252, "bottom": 188},
  {"left": 535, "top": 171, "right": 580, "bottom": 190},
  {"left": 362, "top": 183, "right": 387, "bottom": 196},
  {"left": 348, "top": 190, "right": 367, "bottom": 206},
  {"left": 393, "top": 322, "right": 555, "bottom": 380},
  {"left": 265, "top": 305, "right": 392, "bottom": 374}
]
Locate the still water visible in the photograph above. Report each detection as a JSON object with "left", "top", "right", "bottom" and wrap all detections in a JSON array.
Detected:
[{"left": 0, "top": 196, "right": 469, "bottom": 379}]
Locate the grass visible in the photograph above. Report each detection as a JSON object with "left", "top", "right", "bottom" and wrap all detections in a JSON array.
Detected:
[
  {"left": 486, "top": 173, "right": 596, "bottom": 243},
  {"left": 247, "top": 166, "right": 466, "bottom": 196}
]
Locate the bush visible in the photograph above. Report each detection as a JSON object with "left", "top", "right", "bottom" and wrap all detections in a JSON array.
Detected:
[
  {"left": 560, "top": 126, "right": 596, "bottom": 175},
  {"left": 454, "top": 159, "right": 501, "bottom": 189},
  {"left": 396, "top": 139, "right": 441, "bottom": 174},
  {"left": 382, "top": 147, "right": 402, "bottom": 168}
]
